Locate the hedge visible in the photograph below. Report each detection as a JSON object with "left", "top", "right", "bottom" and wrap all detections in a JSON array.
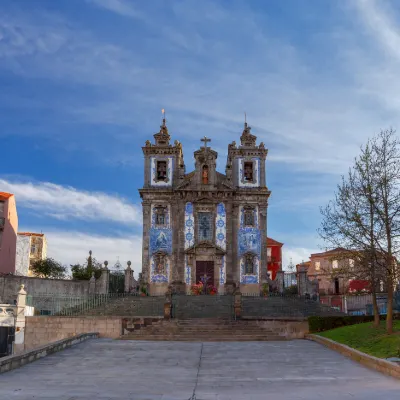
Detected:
[{"left": 308, "top": 314, "right": 400, "bottom": 333}]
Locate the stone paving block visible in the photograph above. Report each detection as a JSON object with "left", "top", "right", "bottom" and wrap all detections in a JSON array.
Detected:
[{"left": 0, "top": 339, "right": 399, "bottom": 399}]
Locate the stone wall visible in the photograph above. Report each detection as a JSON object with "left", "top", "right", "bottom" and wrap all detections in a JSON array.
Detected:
[
  {"left": 24, "top": 316, "right": 122, "bottom": 351},
  {"left": 0, "top": 275, "right": 90, "bottom": 303}
]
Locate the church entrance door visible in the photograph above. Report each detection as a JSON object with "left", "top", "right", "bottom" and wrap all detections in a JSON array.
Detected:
[{"left": 196, "top": 261, "right": 214, "bottom": 286}]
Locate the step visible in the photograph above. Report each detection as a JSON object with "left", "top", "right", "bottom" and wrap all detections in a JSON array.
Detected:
[{"left": 120, "top": 335, "right": 286, "bottom": 341}]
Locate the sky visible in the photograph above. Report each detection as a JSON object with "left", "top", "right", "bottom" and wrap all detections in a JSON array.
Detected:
[{"left": 1, "top": 0, "right": 400, "bottom": 275}]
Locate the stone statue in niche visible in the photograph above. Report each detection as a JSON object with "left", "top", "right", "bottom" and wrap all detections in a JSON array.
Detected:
[{"left": 202, "top": 165, "right": 209, "bottom": 184}]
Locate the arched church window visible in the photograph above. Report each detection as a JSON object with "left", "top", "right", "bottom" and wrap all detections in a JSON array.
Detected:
[
  {"left": 202, "top": 165, "right": 209, "bottom": 184},
  {"left": 157, "top": 161, "right": 167, "bottom": 181},
  {"left": 198, "top": 212, "right": 213, "bottom": 241},
  {"left": 245, "top": 254, "right": 255, "bottom": 274},
  {"left": 244, "top": 162, "right": 254, "bottom": 182},
  {"left": 244, "top": 209, "right": 255, "bottom": 227},
  {"left": 155, "top": 206, "right": 167, "bottom": 226},
  {"left": 154, "top": 253, "right": 167, "bottom": 275}
]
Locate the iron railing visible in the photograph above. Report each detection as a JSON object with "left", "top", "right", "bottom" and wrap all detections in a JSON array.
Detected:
[{"left": 26, "top": 293, "right": 164, "bottom": 317}]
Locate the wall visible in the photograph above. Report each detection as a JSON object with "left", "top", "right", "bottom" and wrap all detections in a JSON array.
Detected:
[
  {"left": 24, "top": 316, "right": 121, "bottom": 351},
  {"left": 0, "top": 275, "right": 90, "bottom": 304},
  {"left": 15, "top": 235, "right": 30, "bottom": 276},
  {"left": 0, "top": 196, "right": 18, "bottom": 274}
]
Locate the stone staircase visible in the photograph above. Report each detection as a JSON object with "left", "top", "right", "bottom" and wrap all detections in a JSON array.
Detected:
[
  {"left": 119, "top": 318, "right": 308, "bottom": 341},
  {"left": 241, "top": 296, "right": 344, "bottom": 318}
]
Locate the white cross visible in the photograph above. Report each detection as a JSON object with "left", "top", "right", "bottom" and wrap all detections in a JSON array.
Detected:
[{"left": 201, "top": 136, "right": 211, "bottom": 149}]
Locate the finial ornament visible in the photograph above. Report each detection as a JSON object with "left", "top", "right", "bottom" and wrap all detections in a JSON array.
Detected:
[{"left": 161, "top": 108, "right": 166, "bottom": 127}]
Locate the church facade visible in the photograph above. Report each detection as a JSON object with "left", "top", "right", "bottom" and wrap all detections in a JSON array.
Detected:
[{"left": 139, "top": 117, "right": 271, "bottom": 295}]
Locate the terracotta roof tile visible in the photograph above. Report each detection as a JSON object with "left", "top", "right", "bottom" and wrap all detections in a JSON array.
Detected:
[
  {"left": 0, "top": 192, "right": 13, "bottom": 201},
  {"left": 18, "top": 232, "right": 45, "bottom": 237},
  {"left": 267, "top": 237, "right": 284, "bottom": 246}
]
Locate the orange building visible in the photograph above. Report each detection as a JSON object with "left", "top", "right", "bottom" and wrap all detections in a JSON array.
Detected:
[
  {"left": 0, "top": 192, "right": 18, "bottom": 274},
  {"left": 267, "top": 237, "right": 283, "bottom": 280}
]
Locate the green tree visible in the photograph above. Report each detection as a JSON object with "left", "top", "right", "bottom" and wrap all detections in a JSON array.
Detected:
[
  {"left": 30, "top": 258, "right": 67, "bottom": 279},
  {"left": 71, "top": 250, "right": 103, "bottom": 280}
]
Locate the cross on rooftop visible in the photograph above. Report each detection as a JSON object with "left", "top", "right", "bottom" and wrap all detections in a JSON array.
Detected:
[{"left": 201, "top": 136, "right": 211, "bottom": 149}]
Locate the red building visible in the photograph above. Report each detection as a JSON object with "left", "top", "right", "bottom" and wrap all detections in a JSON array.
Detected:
[{"left": 267, "top": 237, "right": 283, "bottom": 280}]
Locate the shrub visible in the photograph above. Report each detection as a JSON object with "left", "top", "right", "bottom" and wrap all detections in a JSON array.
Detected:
[{"left": 309, "top": 314, "right": 400, "bottom": 333}]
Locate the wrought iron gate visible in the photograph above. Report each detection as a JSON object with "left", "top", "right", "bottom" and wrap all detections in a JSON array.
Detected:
[
  {"left": 109, "top": 259, "right": 125, "bottom": 293},
  {"left": 171, "top": 294, "right": 234, "bottom": 319}
]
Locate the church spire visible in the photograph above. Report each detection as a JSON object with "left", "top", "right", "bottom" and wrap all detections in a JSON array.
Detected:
[
  {"left": 153, "top": 108, "right": 170, "bottom": 146},
  {"left": 240, "top": 113, "right": 257, "bottom": 147}
]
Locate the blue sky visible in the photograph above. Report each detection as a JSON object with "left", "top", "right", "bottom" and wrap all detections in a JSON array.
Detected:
[{"left": 1, "top": 0, "right": 400, "bottom": 273}]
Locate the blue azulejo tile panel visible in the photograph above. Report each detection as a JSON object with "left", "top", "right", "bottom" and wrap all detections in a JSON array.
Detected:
[
  {"left": 239, "top": 256, "right": 259, "bottom": 284},
  {"left": 219, "top": 256, "right": 226, "bottom": 285},
  {"left": 185, "top": 266, "right": 191, "bottom": 285},
  {"left": 215, "top": 203, "right": 226, "bottom": 250},
  {"left": 150, "top": 156, "right": 173, "bottom": 187},
  {"left": 238, "top": 157, "right": 261, "bottom": 188},
  {"left": 184, "top": 202, "right": 195, "bottom": 249},
  {"left": 238, "top": 228, "right": 261, "bottom": 256},
  {"left": 149, "top": 228, "right": 172, "bottom": 255},
  {"left": 150, "top": 255, "right": 170, "bottom": 283}
]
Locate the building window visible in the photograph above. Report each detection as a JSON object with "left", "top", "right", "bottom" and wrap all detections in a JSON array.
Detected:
[
  {"left": 198, "top": 212, "right": 213, "bottom": 242},
  {"left": 154, "top": 254, "right": 167, "bottom": 275},
  {"left": 244, "top": 209, "right": 255, "bottom": 227},
  {"left": 244, "top": 254, "right": 255, "bottom": 274},
  {"left": 156, "top": 161, "right": 167, "bottom": 181},
  {"left": 315, "top": 261, "right": 320, "bottom": 271},
  {"left": 243, "top": 162, "right": 254, "bottom": 182},
  {"left": 30, "top": 244, "right": 36, "bottom": 255},
  {"left": 0, "top": 201, "right": 4, "bottom": 214},
  {"left": 155, "top": 206, "right": 167, "bottom": 226},
  {"left": 334, "top": 278, "right": 340, "bottom": 294},
  {"left": 202, "top": 165, "right": 209, "bottom": 184},
  {"left": 267, "top": 247, "right": 272, "bottom": 262},
  {"left": 332, "top": 259, "right": 338, "bottom": 269}
]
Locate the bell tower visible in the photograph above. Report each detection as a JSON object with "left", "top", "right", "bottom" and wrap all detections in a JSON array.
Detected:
[{"left": 142, "top": 111, "right": 185, "bottom": 189}]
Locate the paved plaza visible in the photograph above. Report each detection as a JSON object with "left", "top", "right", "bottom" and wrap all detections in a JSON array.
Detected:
[{"left": 0, "top": 339, "right": 399, "bottom": 400}]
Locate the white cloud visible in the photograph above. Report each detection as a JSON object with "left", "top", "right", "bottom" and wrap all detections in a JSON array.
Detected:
[
  {"left": 0, "top": 179, "right": 141, "bottom": 225},
  {"left": 0, "top": 1, "right": 385, "bottom": 175},
  {"left": 282, "top": 247, "right": 318, "bottom": 270},
  {"left": 86, "top": 0, "right": 142, "bottom": 18},
  {"left": 43, "top": 230, "right": 142, "bottom": 276}
]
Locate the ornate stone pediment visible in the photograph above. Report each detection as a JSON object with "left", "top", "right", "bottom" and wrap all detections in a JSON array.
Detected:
[{"left": 185, "top": 241, "right": 226, "bottom": 256}]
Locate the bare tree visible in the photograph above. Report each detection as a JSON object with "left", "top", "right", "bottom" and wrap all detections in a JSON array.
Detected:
[
  {"left": 370, "top": 129, "right": 400, "bottom": 334},
  {"left": 319, "top": 139, "right": 385, "bottom": 328}
]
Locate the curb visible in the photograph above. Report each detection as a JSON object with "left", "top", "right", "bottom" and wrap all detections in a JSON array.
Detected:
[
  {"left": 306, "top": 334, "right": 400, "bottom": 380},
  {"left": 0, "top": 332, "right": 99, "bottom": 374}
]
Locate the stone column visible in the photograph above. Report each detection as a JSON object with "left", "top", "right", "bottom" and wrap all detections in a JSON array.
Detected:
[
  {"left": 225, "top": 201, "right": 234, "bottom": 286},
  {"left": 13, "top": 284, "right": 26, "bottom": 354},
  {"left": 176, "top": 199, "right": 186, "bottom": 285},
  {"left": 275, "top": 271, "right": 284, "bottom": 294},
  {"left": 89, "top": 272, "right": 96, "bottom": 294},
  {"left": 234, "top": 289, "right": 242, "bottom": 319},
  {"left": 124, "top": 261, "right": 134, "bottom": 293},
  {"left": 98, "top": 262, "right": 109, "bottom": 294},
  {"left": 170, "top": 199, "right": 185, "bottom": 293},
  {"left": 226, "top": 202, "right": 239, "bottom": 293},
  {"left": 297, "top": 269, "right": 307, "bottom": 296},
  {"left": 142, "top": 201, "right": 151, "bottom": 285},
  {"left": 259, "top": 204, "right": 268, "bottom": 289}
]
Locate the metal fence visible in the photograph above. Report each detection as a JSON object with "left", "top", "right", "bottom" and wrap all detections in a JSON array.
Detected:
[
  {"left": 320, "top": 294, "right": 391, "bottom": 315},
  {"left": 26, "top": 293, "right": 164, "bottom": 317}
]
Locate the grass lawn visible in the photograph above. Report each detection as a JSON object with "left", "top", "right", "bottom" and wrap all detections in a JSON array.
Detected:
[{"left": 318, "top": 320, "right": 400, "bottom": 359}]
